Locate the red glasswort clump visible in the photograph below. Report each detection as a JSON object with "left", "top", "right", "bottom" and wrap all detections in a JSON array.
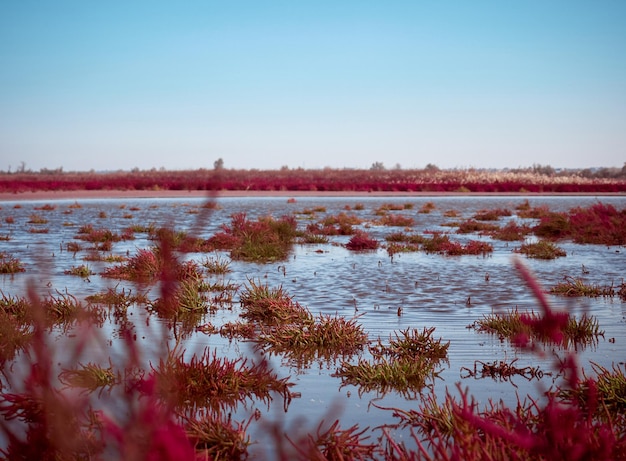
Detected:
[
  {"left": 345, "top": 231, "right": 379, "bottom": 251},
  {"left": 534, "top": 203, "right": 626, "bottom": 245}
]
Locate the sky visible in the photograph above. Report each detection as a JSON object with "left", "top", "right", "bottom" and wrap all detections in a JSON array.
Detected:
[{"left": 1, "top": 1, "right": 625, "bottom": 172}]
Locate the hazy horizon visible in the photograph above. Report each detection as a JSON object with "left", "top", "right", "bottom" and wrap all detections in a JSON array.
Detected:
[{"left": 2, "top": 2, "right": 625, "bottom": 172}]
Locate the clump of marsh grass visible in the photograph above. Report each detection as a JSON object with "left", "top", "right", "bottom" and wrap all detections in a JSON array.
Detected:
[
  {"left": 34, "top": 203, "right": 56, "bottom": 211},
  {"left": 419, "top": 202, "right": 436, "bottom": 213},
  {"left": 550, "top": 276, "right": 616, "bottom": 297},
  {"left": 220, "top": 321, "right": 257, "bottom": 340},
  {"left": 516, "top": 240, "right": 566, "bottom": 259},
  {"left": 370, "top": 327, "right": 449, "bottom": 362},
  {"left": 0, "top": 310, "right": 33, "bottom": 366},
  {"left": 0, "top": 252, "right": 25, "bottom": 274},
  {"left": 345, "top": 231, "right": 379, "bottom": 251},
  {"left": 239, "top": 279, "right": 312, "bottom": 325},
  {"left": 288, "top": 419, "right": 378, "bottom": 460},
  {"left": 472, "top": 208, "right": 512, "bottom": 221},
  {"left": 334, "top": 356, "right": 439, "bottom": 398},
  {"left": 148, "top": 227, "right": 213, "bottom": 253},
  {"left": 559, "top": 362, "right": 626, "bottom": 418},
  {"left": 241, "top": 280, "right": 368, "bottom": 364},
  {"left": 148, "top": 274, "right": 209, "bottom": 320},
  {"left": 28, "top": 227, "right": 49, "bottom": 234},
  {"left": 208, "top": 213, "right": 298, "bottom": 261},
  {"left": 154, "top": 348, "right": 294, "bottom": 411},
  {"left": 471, "top": 308, "right": 603, "bottom": 348},
  {"left": 567, "top": 202, "right": 626, "bottom": 245},
  {"left": 297, "top": 232, "right": 330, "bottom": 244},
  {"left": 384, "top": 232, "right": 425, "bottom": 256},
  {"left": 185, "top": 411, "right": 252, "bottom": 460},
  {"left": 334, "top": 327, "right": 449, "bottom": 397},
  {"left": 66, "top": 241, "right": 82, "bottom": 253},
  {"left": 375, "top": 203, "right": 406, "bottom": 213},
  {"left": 28, "top": 213, "right": 48, "bottom": 224},
  {"left": 318, "top": 212, "right": 362, "bottom": 234},
  {"left": 386, "top": 242, "right": 421, "bottom": 257},
  {"left": 0, "top": 291, "right": 31, "bottom": 321},
  {"left": 533, "top": 203, "right": 626, "bottom": 245},
  {"left": 126, "top": 223, "right": 156, "bottom": 234},
  {"left": 86, "top": 285, "right": 146, "bottom": 307},
  {"left": 102, "top": 247, "right": 162, "bottom": 282},
  {"left": 516, "top": 201, "right": 551, "bottom": 219},
  {"left": 200, "top": 254, "right": 231, "bottom": 274},
  {"left": 59, "top": 362, "right": 116, "bottom": 392},
  {"left": 41, "top": 290, "right": 86, "bottom": 325},
  {"left": 375, "top": 214, "right": 415, "bottom": 227},
  {"left": 75, "top": 226, "right": 123, "bottom": 245},
  {"left": 64, "top": 264, "right": 94, "bottom": 278},
  {"left": 259, "top": 313, "right": 368, "bottom": 359},
  {"left": 83, "top": 252, "right": 125, "bottom": 263},
  {"left": 384, "top": 231, "right": 425, "bottom": 244},
  {"left": 533, "top": 211, "right": 571, "bottom": 239},
  {"left": 489, "top": 220, "right": 532, "bottom": 241},
  {"left": 422, "top": 233, "right": 493, "bottom": 256},
  {"left": 86, "top": 286, "right": 148, "bottom": 323},
  {"left": 455, "top": 219, "right": 499, "bottom": 234}
]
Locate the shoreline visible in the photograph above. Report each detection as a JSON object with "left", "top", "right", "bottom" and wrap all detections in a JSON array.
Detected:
[{"left": 1, "top": 189, "right": 625, "bottom": 202}]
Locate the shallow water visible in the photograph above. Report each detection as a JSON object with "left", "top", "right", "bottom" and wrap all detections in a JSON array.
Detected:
[{"left": 1, "top": 195, "right": 625, "bottom": 450}]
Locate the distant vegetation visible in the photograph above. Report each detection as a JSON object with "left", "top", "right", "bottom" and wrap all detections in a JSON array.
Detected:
[{"left": 1, "top": 163, "right": 626, "bottom": 194}]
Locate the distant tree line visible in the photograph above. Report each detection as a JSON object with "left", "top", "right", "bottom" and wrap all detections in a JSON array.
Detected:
[{"left": 2, "top": 161, "right": 626, "bottom": 180}]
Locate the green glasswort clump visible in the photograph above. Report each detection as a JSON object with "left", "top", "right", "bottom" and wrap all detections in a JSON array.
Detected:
[
  {"left": 516, "top": 240, "right": 566, "bottom": 259},
  {"left": 334, "top": 327, "right": 449, "bottom": 397}
]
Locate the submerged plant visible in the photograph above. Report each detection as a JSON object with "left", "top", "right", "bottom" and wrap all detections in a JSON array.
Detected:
[{"left": 460, "top": 358, "right": 545, "bottom": 386}]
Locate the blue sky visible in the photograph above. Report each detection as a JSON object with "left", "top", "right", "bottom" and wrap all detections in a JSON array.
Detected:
[{"left": 1, "top": 1, "right": 625, "bottom": 172}]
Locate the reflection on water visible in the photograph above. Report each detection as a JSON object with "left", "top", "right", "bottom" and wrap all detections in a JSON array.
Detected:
[{"left": 1, "top": 195, "right": 625, "bottom": 441}]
